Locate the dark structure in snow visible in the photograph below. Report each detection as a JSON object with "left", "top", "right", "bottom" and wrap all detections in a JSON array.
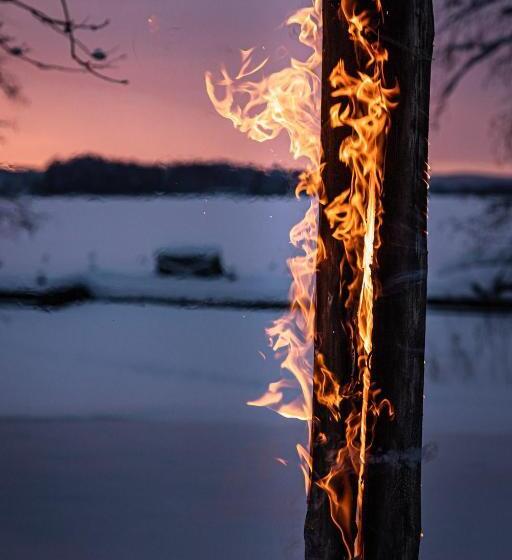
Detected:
[{"left": 155, "top": 247, "right": 226, "bottom": 278}]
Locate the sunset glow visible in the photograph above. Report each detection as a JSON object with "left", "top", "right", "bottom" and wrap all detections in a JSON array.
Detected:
[{"left": 0, "top": 0, "right": 509, "bottom": 174}]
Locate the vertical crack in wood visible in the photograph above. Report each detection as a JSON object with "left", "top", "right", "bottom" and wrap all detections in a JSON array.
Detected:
[{"left": 305, "top": 1, "right": 434, "bottom": 559}]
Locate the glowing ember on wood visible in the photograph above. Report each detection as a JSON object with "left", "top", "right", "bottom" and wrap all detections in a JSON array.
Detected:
[{"left": 314, "top": 1, "right": 399, "bottom": 556}]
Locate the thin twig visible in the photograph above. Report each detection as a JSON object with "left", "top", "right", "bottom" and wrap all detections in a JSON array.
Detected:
[{"left": 0, "top": 0, "right": 127, "bottom": 85}]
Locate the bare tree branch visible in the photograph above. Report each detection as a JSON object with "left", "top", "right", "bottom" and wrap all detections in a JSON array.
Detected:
[
  {"left": 0, "top": 0, "right": 128, "bottom": 88},
  {"left": 436, "top": 32, "right": 512, "bottom": 118},
  {"left": 436, "top": 0, "right": 512, "bottom": 160},
  {"left": 2, "top": 0, "right": 110, "bottom": 32},
  {"left": 438, "top": 0, "right": 504, "bottom": 32}
]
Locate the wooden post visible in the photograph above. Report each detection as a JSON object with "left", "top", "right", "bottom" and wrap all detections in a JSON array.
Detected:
[
  {"left": 365, "top": 1, "right": 434, "bottom": 557},
  {"left": 305, "top": 1, "right": 434, "bottom": 559},
  {"left": 304, "top": 2, "right": 359, "bottom": 559}
]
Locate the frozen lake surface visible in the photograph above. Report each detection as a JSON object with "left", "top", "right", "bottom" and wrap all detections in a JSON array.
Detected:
[{"left": 0, "top": 303, "right": 511, "bottom": 559}]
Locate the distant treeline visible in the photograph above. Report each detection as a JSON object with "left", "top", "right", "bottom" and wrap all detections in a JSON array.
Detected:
[
  {"left": 0, "top": 156, "right": 298, "bottom": 197},
  {"left": 1, "top": 155, "right": 511, "bottom": 197}
]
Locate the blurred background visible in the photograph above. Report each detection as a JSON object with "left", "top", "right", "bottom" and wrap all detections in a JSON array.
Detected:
[{"left": 0, "top": 1, "right": 511, "bottom": 559}]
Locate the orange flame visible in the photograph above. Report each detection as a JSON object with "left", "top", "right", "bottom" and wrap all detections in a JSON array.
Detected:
[
  {"left": 206, "top": 0, "right": 323, "bottom": 493},
  {"left": 206, "top": 1, "right": 397, "bottom": 557},
  {"left": 320, "top": 1, "right": 398, "bottom": 556}
]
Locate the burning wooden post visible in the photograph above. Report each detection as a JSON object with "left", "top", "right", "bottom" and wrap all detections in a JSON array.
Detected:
[
  {"left": 305, "top": 1, "right": 434, "bottom": 559},
  {"left": 206, "top": 1, "right": 433, "bottom": 557}
]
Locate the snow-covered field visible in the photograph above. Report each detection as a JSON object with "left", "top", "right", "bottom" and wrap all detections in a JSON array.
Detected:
[
  {"left": 0, "top": 194, "right": 510, "bottom": 301},
  {"left": 0, "top": 196, "right": 301, "bottom": 279},
  {"left": 1, "top": 194, "right": 511, "bottom": 559}
]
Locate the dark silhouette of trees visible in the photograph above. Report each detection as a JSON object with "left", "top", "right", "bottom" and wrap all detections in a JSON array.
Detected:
[{"left": 38, "top": 156, "right": 296, "bottom": 197}]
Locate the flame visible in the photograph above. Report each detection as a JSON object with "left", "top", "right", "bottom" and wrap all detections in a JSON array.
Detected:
[
  {"left": 206, "top": 0, "right": 323, "bottom": 493},
  {"left": 321, "top": 2, "right": 398, "bottom": 555},
  {"left": 206, "top": 1, "right": 397, "bottom": 557}
]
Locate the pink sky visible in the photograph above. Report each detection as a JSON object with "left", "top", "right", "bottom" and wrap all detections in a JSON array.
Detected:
[{"left": 1, "top": 0, "right": 510, "bottom": 174}]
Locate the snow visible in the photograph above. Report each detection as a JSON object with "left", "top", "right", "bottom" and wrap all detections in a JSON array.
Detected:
[
  {"left": 0, "top": 196, "right": 303, "bottom": 279},
  {"left": 0, "top": 305, "right": 279, "bottom": 421},
  {"left": 0, "top": 270, "right": 290, "bottom": 308},
  {"left": 1, "top": 304, "right": 510, "bottom": 431},
  {"left": 0, "top": 194, "right": 510, "bottom": 304}
]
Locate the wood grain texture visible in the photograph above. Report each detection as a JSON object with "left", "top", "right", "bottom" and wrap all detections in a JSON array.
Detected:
[
  {"left": 304, "top": 2, "right": 357, "bottom": 559},
  {"left": 305, "top": 1, "right": 434, "bottom": 558},
  {"left": 364, "top": 1, "right": 434, "bottom": 558}
]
